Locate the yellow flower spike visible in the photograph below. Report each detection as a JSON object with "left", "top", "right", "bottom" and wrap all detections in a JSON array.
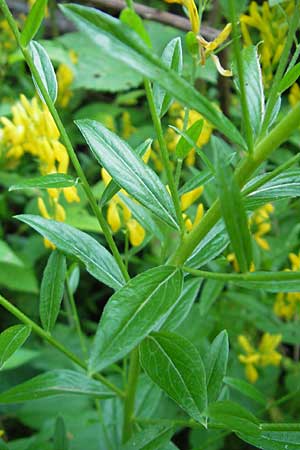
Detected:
[
  {"left": 193, "top": 203, "right": 204, "bottom": 227},
  {"left": 101, "top": 168, "right": 112, "bottom": 186},
  {"left": 107, "top": 201, "right": 121, "bottom": 233},
  {"left": 55, "top": 202, "right": 67, "bottom": 222},
  {"left": 164, "top": 0, "right": 200, "bottom": 34},
  {"left": 258, "top": 333, "right": 282, "bottom": 367},
  {"left": 289, "top": 252, "right": 300, "bottom": 271},
  {"left": 127, "top": 218, "right": 145, "bottom": 247},
  {"left": 205, "top": 23, "right": 232, "bottom": 54},
  {"left": 245, "top": 363, "right": 259, "bottom": 384},
  {"left": 238, "top": 335, "right": 255, "bottom": 355},
  {"left": 57, "top": 64, "right": 74, "bottom": 108},
  {"left": 63, "top": 186, "right": 80, "bottom": 203},
  {"left": 289, "top": 83, "right": 300, "bottom": 107},
  {"left": 38, "top": 197, "right": 51, "bottom": 220},
  {"left": 47, "top": 188, "right": 60, "bottom": 200},
  {"left": 180, "top": 186, "right": 204, "bottom": 211}
]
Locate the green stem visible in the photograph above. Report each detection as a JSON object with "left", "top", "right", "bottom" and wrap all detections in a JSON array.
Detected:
[
  {"left": 229, "top": 0, "right": 253, "bottom": 154},
  {"left": 144, "top": 79, "right": 184, "bottom": 232},
  {"left": 260, "top": 423, "right": 300, "bottom": 432},
  {"left": 170, "top": 101, "right": 300, "bottom": 265},
  {"left": 0, "top": 295, "right": 125, "bottom": 398},
  {"left": 125, "top": 0, "right": 134, "bottom": 9},
  {"left": 65, "top": 275, "right": 88, "bottom": 359},
  {"left": 122, "top": 347, "right": 140, "bottom": 442},
  {"left": 0, "top": 0, "right": 129, "bottom": 283},
  {"left": 261, "top": 0, "right": 300, "bottom": 134}
]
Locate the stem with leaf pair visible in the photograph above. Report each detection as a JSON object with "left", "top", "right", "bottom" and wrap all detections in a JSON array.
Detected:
[{"left": 0, "top": 0, "right": 129, "bottom": 283}]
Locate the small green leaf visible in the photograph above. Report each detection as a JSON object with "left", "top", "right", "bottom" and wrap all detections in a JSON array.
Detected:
[
  {"left": 238, "top": 430, "right": 300, "bottom": 449},
  {"left": 154, "top": 37, "right": 183, "bottom": 118},
  {"left": 199, "top": 279, "right": 224, "bottom": 316},
  {"left": 30, "top": 40, "right": 57, "bottom": 103},
  {"left": 279, "top": 63, "right": 300, "bottom": 93},
  {"left": 175, "top": 120, "right": 204, "bottom": 159},
  {"left": 205, "top": 330, "right": 229, "bottom": 404},
  {"left": 0, "top": 325, "right": 31, "bottom": 369},
  {"left": 89, "top": 266, "right": 183, "bottom": 373},
  {"left": 9, "top": 173, "right": 76, "bottom": 191},
  {"left": 60, "top": 3, "right": 245, "bottom": 147},
  {"left": 76, "top": 119, "right": 179, "bottom": 229},
  {"left": 16, "top": 215, "right": 125, "bottom": 290},
  {"left": 162, "top": 278, "right": 202, "bottom": 331},
  {"left": 0, "top": 370, "right": 115, "bottom": 403},
  {"left": 40, "top": 250, "right": 67, "bottom": 332},
  {"left": 20, "top": 0, "right": 48, "bottom": 47},
  {"left": 53, "top": 416, "right": 69, "bottom": 450},
  {"left": 140, "top": 331, "right": 207, "bottom": 424},
  {"left": 100, "top": 139, "right": 152, "bottom": 207},
  {"left": 215, "top": 137, "right": 253, "bottom": 272},
  {"left": 224, "top": 377, "right": 266, "bottom": 406},
  {"left": 122, "top": 425, "right": 173, "bottom": 450},
  {"left": 120, "top": 8, "right": 152, "bottom": 48},
  {"left": 208, "top": 400, "right": 260, "bottom": 435}
]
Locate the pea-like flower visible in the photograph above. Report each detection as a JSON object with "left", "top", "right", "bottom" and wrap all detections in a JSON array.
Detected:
[{"left": 164, "top": 0, "right": 200, "bottom": 34}]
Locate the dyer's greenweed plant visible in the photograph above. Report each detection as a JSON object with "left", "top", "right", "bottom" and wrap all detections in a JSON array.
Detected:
[{"left": 0, "top": 0, "right": 300, "bottom": 448}]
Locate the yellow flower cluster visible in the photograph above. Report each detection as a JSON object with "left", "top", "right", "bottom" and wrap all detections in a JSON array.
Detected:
[
  {"left": 164, "top": 0, "right": 200, "bottom": 34},
  {"left": 241, "top": 1, "right": 294, "bottom": 87},
  {"left": 57, "top": 64, "right": 74, "bottom": 109},
  {"left": 274, "top": 252, "right": 300, "bottom": 320},
  {"left": 0, "top": 95, "right": 79, "bottom": 248},
  {"left": 162, "top": 102, "right": 213, "bottom": 168},
  {"left": 289, "top": 83, "right": 300, "bottom": 108},
  {"left": 238, "top": 333, "right": 282, "bottom": 383},
  {"left": 227, "top": 203, "right": 274, "bottom": 272}
]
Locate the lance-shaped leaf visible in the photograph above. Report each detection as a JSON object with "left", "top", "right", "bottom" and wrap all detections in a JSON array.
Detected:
[
  {"left": 140, "top": 331, "right": 207, "bottom": 425},
  {"left": 9, "top": 173, "right": 76, "bottom": 191},
  {"left": 208, "top": 401, "right": 260, "bottom": 435},
  {"left": 60, "top": 3, "right": 245, "bottom": 147},
  {"left": 154, "top": 37, "right": 183, "bottom": 118},
  {"left": 20, "top": 0, "right": 48, "bottom": 47},
  {"left": 240, "top": 45, "right": 265, "bottom": 139},
  {"left": 161, "top": 278, "right": 202, "bottom": 331},
  {"left": 16, "top": 214, "right": 125, "bottom": 290},
  {"left": 100, "top": 138, "right": 152, "bottom": 207},
  {"left": 205, "top": 330, "right": 228, "bottom": 403},
  {"left": 76, "top": 119, "right": 178, "bottom": 229},
  {"left": 122, "top": 425, "right": 173, "bottom": 450},
  {"left": 40, "top": 250, "right": 67, "bottom": 332},
  {"left": 199, "top": 279, "right": 224, "bottom": 316},
  {"left": 238, "top": 430, "right": 300, "bottom": 449},
  {"left": 53, "top": 416, "right": 69, "bottom": 450},
  {"left": 0, "top": 370, "right": 115, "bottom": 403},
  {"left": 279, "top": 62, "right": 300, "bottom": 94},
  {"left": 0, "top": 325, "right": 31, "bottom": 369},
  {"left": 175, "top": 120, "right": 204, "bottom": 159},
  {"left": 30, "top": 41, "right": 57, "bottom": 103},
  {"left": 89, "top": 266, "right": 183, "bottom": 373},
  {"left": 187, "top": 220, "right": 229, "bottom": 269},
  {"left": 215, "top": 137, "right": 253, "bottom": 272},
  {"left": 224, "top": 377, "right": 266, "bottom": 406}
]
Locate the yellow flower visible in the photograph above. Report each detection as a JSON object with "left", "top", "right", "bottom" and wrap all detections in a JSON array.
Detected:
[
  {"left": 250, "top": 203, "right": 274, "bottom": 251},
  {"left": 164, "top": 0, "right": 200, "bottom": 34},
  {"left": 197, "top": 23, "right": 233, "bottom": 77},
  {"left": 38, "top": 196, "right": 66, "bottom": 249},
  {"left": 238, "top": 333, "right": 282, "bottom": 383},
  {"left": 240, "top": 1, "right": 294, "bottom": 87},
  {"left": 101, "top": 168, "right": 145, "bottom": 247},
  {"left": 289, "top": 83, "right": 300, "bottom": 108},
  {"left": 274, "top": 252, "right": 300, "bottom": 320},
  {"left": 57, "top": 64, "right": 74, "bottom": 108},
  {"left": 121, "top": 111, "right": 136, "bottom": 139},
  {"left": 180, "top": 186, "right": 204, "bottom": 232}
]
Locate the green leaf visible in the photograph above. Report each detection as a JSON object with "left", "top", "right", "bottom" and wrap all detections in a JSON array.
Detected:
[
  {"left": 9, "top": 173, "right": 76, "bottom": 191},
  {"left": 215, "top": 137, "right": 253, "bottom": 272},
  {"left": 120, "top": 8, "right": 152, "bottom": 48},
  {"left": 0, "top": 370, "right": 115, "bottom": 403},
  {"left": 20, "top": 0, "right": 48, "bottom": 47},
  {"left": 208, "top": 400, "right": 260, "bottom": 435},
  {"left": 122, "top": 425, "right": 173, "bottom": 450},
  {"left": 199, "top": 279, "right": 224, "bottom": 316},
  {"left": 161, "top": 278, "right": 202, "bottom": 331},
  {"left": 53, "top": 416, "right": 69, "bottom": 450},
  {"left": 153, "top": 37, "right": 183, "bottom": 118},
  {"left": 140, "top": 331, "right": 207, "bottom": 424},
  {"left": 16, "top": 214, "right": 125, "bottom": 290},
  {"left": 224, "top": 377, "right": 266, "bottom": 406},
  {"left": 205, "top": 330, "right": 229, "bottom": 404},
  {"left": 279, "top": 63, "right": 300, "bottom": 93},
  {"left": 0, "top": 240, "right": 23, "bottom": 267},
  {"left": 0, "top": 440, "right": 9, "bottom": 450},
  {"left": 241, "top": 45, "right": 265, "bottom": 139},
  {"left": 60, "top": 3, "right": 245, "bottom": 147},
  {"left": 76, "top": 119, "right": 178, "bottom": 229},
  {"left": 245, "top": 169, "right": 300, "bottom": 209},
  {"left": 89, "top": 266, "right": 183, "bottom": 373},
  {"left": 0, "top": 263, "right": 38, "bottom": 293},
  {"left": 175, "top": 120, "right": 204, "bottom": 159},
  {"left": 100, "top": 139, "right": 152, "bottom": 207},
  {"left": 187, "top": 221, "right": 229, "bottom": 269},
  {"left": 40, "top": 250, "right": 67, "bottom": 332},
  {"left": 238, "top": 430, "right": 300, "bottom": 449},
  {"left": 30, "top": 40, "right": 57, "bottom": 103},
  {"left": 0, "top": 325, "right": 31, "bottom": 369}
]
